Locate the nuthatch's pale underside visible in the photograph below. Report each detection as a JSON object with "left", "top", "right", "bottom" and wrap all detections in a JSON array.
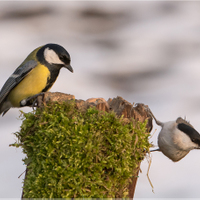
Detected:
[{"left": 146, "top": 106, "right": 200, "bottom": 162}]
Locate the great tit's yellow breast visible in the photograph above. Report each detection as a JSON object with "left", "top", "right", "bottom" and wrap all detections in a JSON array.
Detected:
[{"left": 8, "top": 64, "right": 50, "bottom": 106}]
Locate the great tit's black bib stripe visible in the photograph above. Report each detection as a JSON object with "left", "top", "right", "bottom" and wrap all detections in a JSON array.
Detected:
[
  {"left": 177, "top": 123, "right": 200, "bottom": 146},
  {"left": 0, "top": 60, "right": 37, "bottom": 105},
  {"left": 42, "top": 65, "right": 61, "bottom": 92}
]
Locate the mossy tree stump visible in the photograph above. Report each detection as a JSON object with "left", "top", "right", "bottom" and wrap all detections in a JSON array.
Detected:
[{"left": 13, "top": 92, "right": 152, "bottom": 198}]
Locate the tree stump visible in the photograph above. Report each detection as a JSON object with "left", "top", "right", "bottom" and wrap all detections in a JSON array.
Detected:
[{"left": 19, "top": 92, "right": 152, "bottom": 198}]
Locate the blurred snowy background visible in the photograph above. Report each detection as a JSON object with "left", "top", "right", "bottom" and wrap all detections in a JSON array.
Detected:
[{"left": 1, "top": 1, "right": 200, "bottom": 198}]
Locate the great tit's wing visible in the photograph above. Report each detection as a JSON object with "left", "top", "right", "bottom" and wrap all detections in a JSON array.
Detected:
[{"left": 0, "top": 60, "right": 37, "bottom": 104}]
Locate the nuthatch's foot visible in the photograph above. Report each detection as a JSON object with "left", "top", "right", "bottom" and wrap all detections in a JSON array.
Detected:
[
  {"left": 150, "top": 148, "right": 160, "bottom": 152},
  {"left": 143, "top": 105, "right": 164, "bottom": 127}
]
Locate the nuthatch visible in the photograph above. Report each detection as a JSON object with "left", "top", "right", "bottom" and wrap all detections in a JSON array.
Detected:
[{"left": 146, "top": 106, "right": 200, "bottom": 162}]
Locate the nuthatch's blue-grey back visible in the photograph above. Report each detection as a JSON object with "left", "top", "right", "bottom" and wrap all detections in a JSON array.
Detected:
[{"left": 146, "top": 107, "right": 200, "bottom": 162}]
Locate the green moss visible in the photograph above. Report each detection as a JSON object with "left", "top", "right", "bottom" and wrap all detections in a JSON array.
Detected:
[{"left": 13, "top": 101, "right": 150, "bottom": 198}]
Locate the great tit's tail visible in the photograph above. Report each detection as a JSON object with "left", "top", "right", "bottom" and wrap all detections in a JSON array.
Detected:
[{"left": 0, "top": 100, "right": 11, "bottom": 116}]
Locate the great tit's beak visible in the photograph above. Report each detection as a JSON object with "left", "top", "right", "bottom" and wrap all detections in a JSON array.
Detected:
[{"left": 65, "top": 64, "right": 73, "bottom": 73}]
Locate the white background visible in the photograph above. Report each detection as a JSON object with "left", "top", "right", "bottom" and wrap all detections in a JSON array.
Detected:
[{"left": 0, "top": 1, "right": 200, "bottom": 199}]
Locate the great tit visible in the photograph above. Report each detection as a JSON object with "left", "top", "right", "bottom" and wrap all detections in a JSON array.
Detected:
[
  {"left": 0, "top": 43, "right": 73, "bottom": 116},
  {"left": 146, "top": 106, "right": 200, "bottom": 162}
]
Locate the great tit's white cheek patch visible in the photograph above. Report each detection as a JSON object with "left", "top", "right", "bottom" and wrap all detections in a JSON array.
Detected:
[{"left": 44, "top": 47, "right": 64, "bottom": 65}]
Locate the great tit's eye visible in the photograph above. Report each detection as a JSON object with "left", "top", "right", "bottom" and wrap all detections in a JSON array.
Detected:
[{"left": 59, "top": 55, "right": 70, "bottom": 65}]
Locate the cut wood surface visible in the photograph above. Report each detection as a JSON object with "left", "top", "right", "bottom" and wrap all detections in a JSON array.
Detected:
[{"left": 38, "top": 92, "right": 152, "bottom": 132}]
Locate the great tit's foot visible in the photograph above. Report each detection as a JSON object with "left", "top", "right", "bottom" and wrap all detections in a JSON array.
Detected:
[
  {"left": 31, "top": 93, "right": 45, "bottom": 110},
  {"left": 20, "top": 93, "right": 45, "bottom": 110}
]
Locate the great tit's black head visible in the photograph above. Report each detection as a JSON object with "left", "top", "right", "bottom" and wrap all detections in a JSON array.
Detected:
[{"left": 37, "top": 43, "right": 73, "bottom": 73}]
